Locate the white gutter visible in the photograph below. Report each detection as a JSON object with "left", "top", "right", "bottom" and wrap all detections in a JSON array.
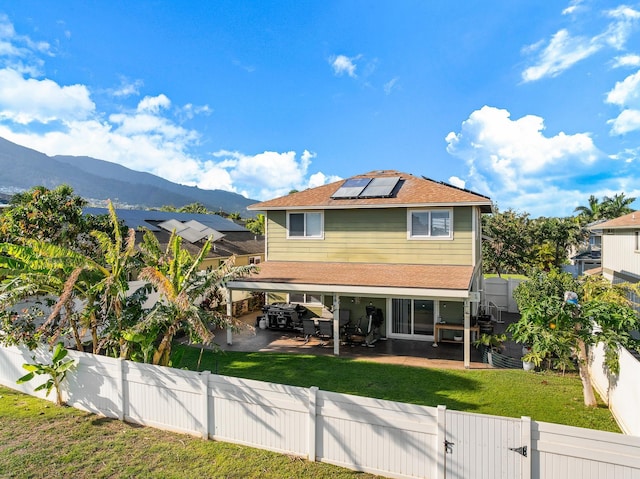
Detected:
[{"left": 226, "top": 280, "right": 472, "bottom": 299}]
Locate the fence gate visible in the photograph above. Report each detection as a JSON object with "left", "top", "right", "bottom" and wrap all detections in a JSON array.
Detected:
[{"left": 444, "top": 410, "right": 529, "bottom": 479}]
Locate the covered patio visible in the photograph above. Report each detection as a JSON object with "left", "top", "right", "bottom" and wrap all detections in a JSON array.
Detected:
[
  {"left": 203, "top": 310, "right": 522, "bottom": 369},
  {"left": 226, "top": 261, "right": 485, "bottom": 367}
]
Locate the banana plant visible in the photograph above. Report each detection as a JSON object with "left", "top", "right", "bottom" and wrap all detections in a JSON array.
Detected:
[
  {"left": 16, "top": 343, "right": 76, "bottom": 406},
  {"left": 137, "top": 229, "right": 257, "bottom": 366}
]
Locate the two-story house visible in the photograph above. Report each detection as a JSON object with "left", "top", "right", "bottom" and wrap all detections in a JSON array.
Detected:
[
  {"left": 226, "top": 170, "right": 493, "bottom": 367},
  {"left": 592, "top": 212, "right": 640, "bottom": 315},
  {"left": 592, "top": 211, "right": 640, "bottom": 286}
]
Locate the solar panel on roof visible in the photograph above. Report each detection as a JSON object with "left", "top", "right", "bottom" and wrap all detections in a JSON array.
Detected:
[
  {"left": 331, "top": 178, "right": 372, "bottom": 198},
  {"left": 359, "top": 176, "right": 400, "bottom": 198},
  {"left": 177, "top": 228, "right": 209, "bottom": 243},
  {"left": 159, "top": 219, "right": 189, "bottom": 233}
]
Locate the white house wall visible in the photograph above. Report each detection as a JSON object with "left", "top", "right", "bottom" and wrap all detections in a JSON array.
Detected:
[{"left": 602, "top": 231, "right": 640, "bottom": 281}]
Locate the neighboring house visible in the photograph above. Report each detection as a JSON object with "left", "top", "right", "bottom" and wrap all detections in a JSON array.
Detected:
[
  {"left": 84, "top": 207, "right": 265, "bottom": 268},
  {"left": 593, "top": 211, "right": 640, "bottom": 286},
  {"left": 593, "top": 212, "right": 640, "bottom": 317},
  {"left": 227, "top": 170, "right": 493, "bottom": 368},
  {"left": 568, "top": 221, "right": 603, "bottom": 277}
]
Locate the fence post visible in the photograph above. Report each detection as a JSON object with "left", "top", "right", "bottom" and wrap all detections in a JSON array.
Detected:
[
  {"left": 118, "top": 358, "right": 125, "bottom": 421},
  {"left": 521, "top": 416, "right": 531, "bottom": 479},
  {"left": 201, "top": 370, "right": 210, "bottom": 439},
  {"left": 308, "top": 386, "right": 318, "bottom": 462},
  {"left": 437, "top": 405, "right": 447, "bottom": 479}
]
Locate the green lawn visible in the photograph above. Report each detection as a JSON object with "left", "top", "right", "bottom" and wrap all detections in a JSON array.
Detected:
[
  {"left": 173, "top": 345, "right": 620, "bottom": 433},
  {"left": 0, "top": 386, "right": 382, "bottom": 479},
  {"left": 484, "top": 273, "right": 528, "bottom": 280}
]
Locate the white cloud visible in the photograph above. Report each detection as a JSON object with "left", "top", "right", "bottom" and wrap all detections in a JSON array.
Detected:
[
  {"left": 612, "top": 54, "right": 640, "bottom": 68},
  {"left": 208, "top": 149, "right": 327, "bottom": 199},
  {"left": 608, "top": 109, "right": 640, "bottom": 135},
  {"left": 562, "top": 0, "right": 584, "bottom": 16},
  {"left": 111, "top": 77, "right": 144, "bottom": 97},
  {"left": 446, "top": 106, "right": 601, "bottom": 216},
  {"left": 606, "top": 70, "right": 640, "bottom": 107},
  {"left": 448, "top": 176, "right": 466, "bottom": 189},
  {"left": 137, "top": 94, "right": 171, "bottom": 113},
  {"left": 521, "top": 29, "right": 600, "bottom": 82},
  {"left": 308, "top": 171, "right": 342, "bottom": 189},
  {"left": 522, "top": 5, "right": 640, "bottom": 82},
  {"left": 330, "top": 54, "right": 360, "bottom": 78},
  {"left": 0, "top": 68, "right": 94, "bottom": 124},
  {"left": 383, "top": 77, "right": 399, "bottom": 95},
  {"left": 606, "top": 70, "right": 640, "bottom": 134}
]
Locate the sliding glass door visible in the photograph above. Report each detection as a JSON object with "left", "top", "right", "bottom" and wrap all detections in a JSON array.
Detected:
[{"left": 391, "top": 299, "right": 434, "bottom": 338}]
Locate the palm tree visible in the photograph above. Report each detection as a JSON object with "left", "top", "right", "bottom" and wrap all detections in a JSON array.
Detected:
[
  {"left": 601, "top": 193, "right": 636, "bottom": 219},
  {"left": 136, "top": 230, "right": 256, "bottom": 366},
  {"left": 574, "top": 195, "right": 602, "bottom": 222}
]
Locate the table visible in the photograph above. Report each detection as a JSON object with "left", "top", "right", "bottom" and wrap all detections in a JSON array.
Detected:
[{"left": 433, "top": 323, "right": 479, "bottom": 345}]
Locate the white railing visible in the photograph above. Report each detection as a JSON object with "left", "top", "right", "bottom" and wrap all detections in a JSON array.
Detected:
[
  {"left": 483, "top": 299, "right": 504, "bottom": 323},
  {"left": 1, "top": 345, "right": 639, "bottom": 479}
]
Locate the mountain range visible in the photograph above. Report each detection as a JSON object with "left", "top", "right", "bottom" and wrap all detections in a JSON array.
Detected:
[{"left": 0, "top": 137, "right": 257, "bottom": 215}]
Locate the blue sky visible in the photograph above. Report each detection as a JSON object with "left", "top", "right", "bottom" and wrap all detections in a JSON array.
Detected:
[{"left": 0, "top": 1, "right": 639, "bottom": 217}]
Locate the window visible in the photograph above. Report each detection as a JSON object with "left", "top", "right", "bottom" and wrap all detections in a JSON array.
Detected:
[
  {"left": 289, "top": 293, "right": 322, "bottom": 305},
  {"left": 287, "top": 212, "right": 323, "bottom": 238},
  {"left": 408, "top": 209, "right": 452, "bottom": 238},
  {"left": 249, "top": 256, "right": 261, "bottom": 265}
]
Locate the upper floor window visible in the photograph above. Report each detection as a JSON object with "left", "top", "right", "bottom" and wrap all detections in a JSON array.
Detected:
[
  {"left": 287, "top": 211, "right": 323, "bottom": 239},
  {"left": 408, "top": 209, "right": 452, "bottom": 239}
]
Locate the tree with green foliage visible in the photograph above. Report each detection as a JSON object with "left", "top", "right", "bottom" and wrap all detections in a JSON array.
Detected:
[
  {"left": 177, "top": 202, "right": 210, "bottom": 214},
  {"left": 601, "top": 193, "right": 635, "bottom": 219},
  {"left": 574, "top": 195, "right": 603, "bottom": 223},
  {"left": 245, "top": 213, "right": 265, "bottom": 236},
  {"left": 482, "top": 208, "right": 533, "bottom": 276},
  {"left": 509, "top": 270, "right": 640, "bottom": 407},
  {"left": 0, "top": 185, "right": 116, "bottom": 260},
  {"left": 135, "top": 230, "right": 257, "bottom": 365},
  {"left": 574, "top": 192, "right": 636, "bottom": 223},
  {"left": 0, "top": 202, "right": 145, "bottom": 355},
  {"left": 530, "top": 216, "right": 581, "bottom": 271},
  {"left": 0, "top": 185, "right": 87, "bottom": 246}
]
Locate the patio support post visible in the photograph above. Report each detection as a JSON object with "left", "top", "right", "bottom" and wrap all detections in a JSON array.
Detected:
[
  {"left": 463, "top": 299, "right": 470, "bottom": 368},
  {"left": 333, "top": 294, "right": 340, "bottom": 356},
  {"left": 226, "top": 288, "right": 233, "bottom": 345}
]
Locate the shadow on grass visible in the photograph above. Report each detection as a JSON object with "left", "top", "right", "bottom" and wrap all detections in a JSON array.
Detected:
[{"left": 172, "top": 344, "right": 481, "bottom": 412}]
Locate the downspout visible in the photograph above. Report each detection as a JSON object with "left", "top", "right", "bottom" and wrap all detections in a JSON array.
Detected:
[
  {"left": 226, "top": 288, "right": 233, "bottom": 345},
  {"left": 333, "top": 294, "right": 341, "bottom": 356},
  {"left": 464, "top": 298, "right": 471, "bottom": 369}
]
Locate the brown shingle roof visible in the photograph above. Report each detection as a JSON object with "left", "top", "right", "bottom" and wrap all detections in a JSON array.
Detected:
[
  {"left": 239, "top": 261, "right": 474, "bottom": 291},
  {"left": 248, "top": 170, "right": 492, "bottom": 212},
  {"left": 597, "top": 211, "right": 640, "bottom": 229}
]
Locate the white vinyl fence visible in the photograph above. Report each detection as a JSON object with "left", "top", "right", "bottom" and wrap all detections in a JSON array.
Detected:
[
  {"left": 484, "top": 277, "right": 525, "bottom": 313},
  {"left": 589, "top": 343, "right": 640, "bottom": 437},
  {"left": 1, "top": 345, "right": 639, "bottom": 479}
]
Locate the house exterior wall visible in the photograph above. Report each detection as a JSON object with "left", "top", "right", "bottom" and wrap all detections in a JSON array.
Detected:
[
  {"left": 601, "top": 229, "right": 640, "bottom": 283},
  {"left": 266, "top": 207, "right": 475, "bottom": 265}
]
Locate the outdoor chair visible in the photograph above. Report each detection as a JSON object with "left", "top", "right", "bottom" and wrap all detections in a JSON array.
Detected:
[
  {"left": 317, "top": 319, "right": 333, "bottom": 346},
  {"left": 301, "top": 318, "right": 317, "bottom": 344}
]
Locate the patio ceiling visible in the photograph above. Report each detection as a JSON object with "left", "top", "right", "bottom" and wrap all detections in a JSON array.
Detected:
[{"left": 228, "top": 261, "right": 475, "bottom": 298}]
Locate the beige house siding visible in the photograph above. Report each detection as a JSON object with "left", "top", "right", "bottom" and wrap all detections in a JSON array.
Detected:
[
  {"left": 266, "top": 207, "right": 474, "bottom": 265},
  {"left": 602, "top": 230, "right": 640, "bottom": 282}
]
